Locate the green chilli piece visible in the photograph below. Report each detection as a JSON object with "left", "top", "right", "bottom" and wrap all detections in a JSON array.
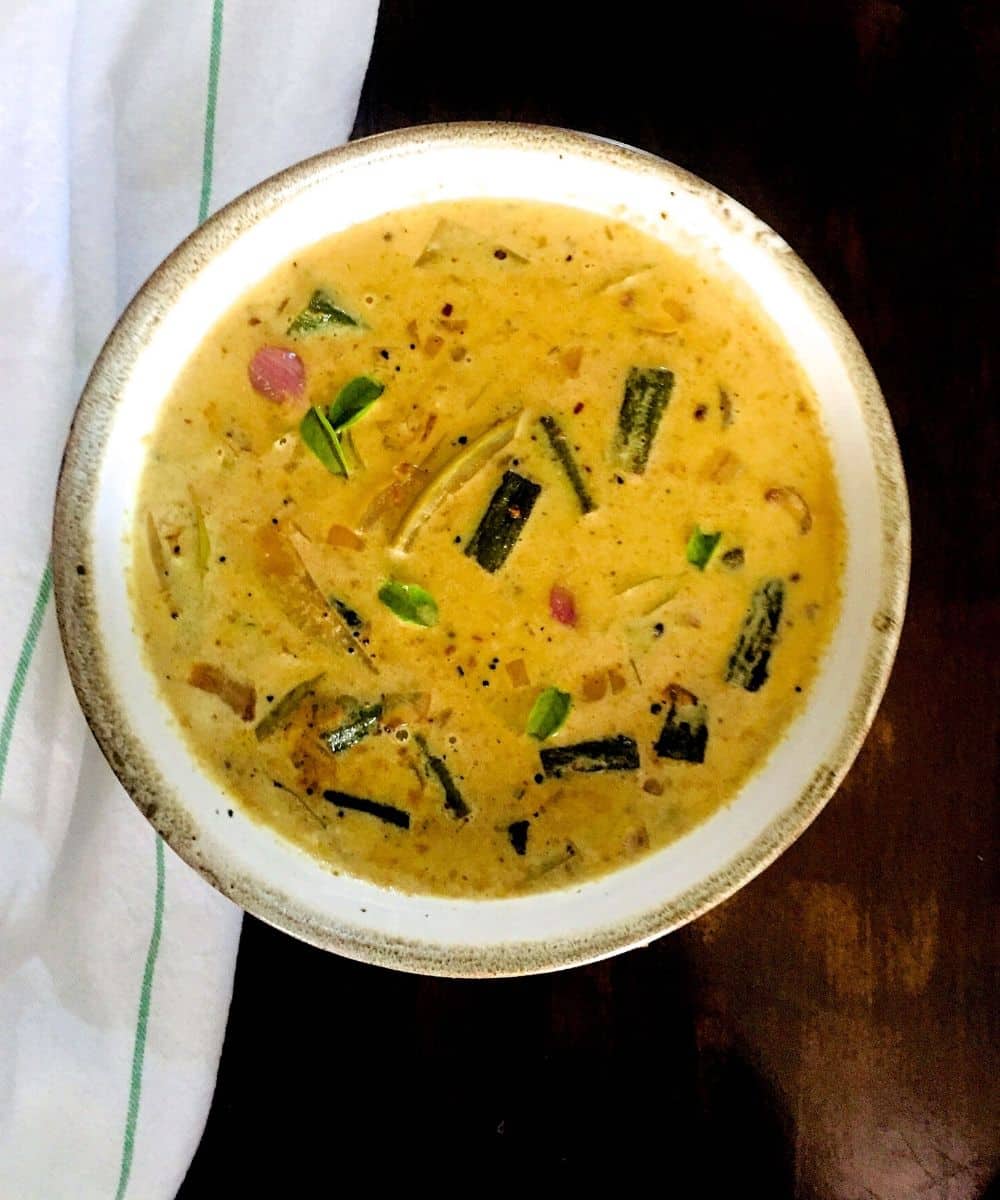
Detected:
[
  {"left": 300, "top": 405, "right": 349, "bottom": 476},
  {"left": 538, "top": 415, "right": 596, "bottom": 514},
  {"left": 378, "top": 579, "right": 438, "bottom": 627},
  {"left": 725, "top": 578, "right": 785, "bottom": 692},
  {"left": 255, "top": 673, "right": 325, "bottom": 741},
  {"left": 540, "top": 734, "right": 640, "bottom": 777},
  {"left": 526, "top": 687, "right": 572, "bottom": 741},
  {"left": 320, "top": 701, "right": 383, "bottom": 754},
  {"left": 614, "top": 366, "right": 675, "bottom": 474},
  {"left": 327, "top": 375, "right": 385, "bottom": 430},
  {"left": 287, "top": 289, "right": 360, "bottom": 335},
  {"left": 686, "top": 526, "right": 722, "bottom": 571},
  {"left": 465, "top": 470, "right": 542, "bottom": 573}
]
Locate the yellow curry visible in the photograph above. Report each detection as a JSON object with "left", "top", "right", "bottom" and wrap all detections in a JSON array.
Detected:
[{"left": 132, "top": 200, "right": 843, "bottom": 897}]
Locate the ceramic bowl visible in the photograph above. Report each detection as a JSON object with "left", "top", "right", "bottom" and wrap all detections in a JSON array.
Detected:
[{"left": 53, "top": 123, "right": 909, "bottom": 976}]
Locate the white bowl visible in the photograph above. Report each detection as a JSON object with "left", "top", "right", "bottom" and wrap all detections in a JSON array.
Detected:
[{"left": 53, "top": 124, "right": 909, "bottom": 976}]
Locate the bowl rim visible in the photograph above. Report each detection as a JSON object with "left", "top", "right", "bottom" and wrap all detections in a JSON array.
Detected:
[{"left": 52, "top": 121, "right": 910, "bottom": 976}]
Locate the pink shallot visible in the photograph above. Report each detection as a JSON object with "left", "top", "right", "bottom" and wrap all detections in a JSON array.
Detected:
[{"left": 248, "top": 346, "right": 305, "bottom": 403}]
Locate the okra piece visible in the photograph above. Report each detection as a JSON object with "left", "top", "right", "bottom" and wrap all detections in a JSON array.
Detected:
[
  {"left": 465, "top": 470, "right": 541, "bottom": 573},
  {"left": 653, "top": 685, "right": 708, "bottom": 764},
  {"left": 725, "top": 578, "right": 785, "bottom": 692},
  {"left": 613, "top": 366, "right": 674, "bottom": 474},
  {"left": 540, "top": 734, "right": 640, "bottom": 778}
]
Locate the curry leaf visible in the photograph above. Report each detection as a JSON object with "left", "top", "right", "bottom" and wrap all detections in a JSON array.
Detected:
[
  {"left": 300, "top": 405, "right": 349, "bottom": 476},
  {"left": 328, "top": 375, "right": 385, "bottom": 430},
  {"left": 287, "top": 289, "right": 360, "bottom": 335},
  {"left": 377, "top": 580, "right": 438, "bottom": 627},
  {"left": 526, "top": 687, "right": 572, "bottom": 740}
]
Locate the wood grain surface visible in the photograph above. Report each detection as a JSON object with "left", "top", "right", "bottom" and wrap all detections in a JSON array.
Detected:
[{"left": 178, "top": 3, "right": 998, "bottom": 1195}]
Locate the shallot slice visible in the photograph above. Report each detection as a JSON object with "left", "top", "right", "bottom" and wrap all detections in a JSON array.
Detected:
[
  {"left": 188, "top": 663, "right": 256, "bottom": 721},
  {"left": 765, "top": 486, "right": 813, "bottom": 533},
  {"left": 549, "top": 584, "right": 578, "bottom": 627},
  {"left": 248, "top": 345, "right": 305, "bottom": 403}
]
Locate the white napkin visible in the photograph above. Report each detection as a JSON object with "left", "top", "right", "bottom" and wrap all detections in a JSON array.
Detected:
[{"left": 0, "top": 3, "right": 378, "bottom": 1196}]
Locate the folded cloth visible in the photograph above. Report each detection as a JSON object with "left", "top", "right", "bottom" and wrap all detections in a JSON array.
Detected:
[{"left": 0, "top": 3, "right": 378, "bottom": 1195}]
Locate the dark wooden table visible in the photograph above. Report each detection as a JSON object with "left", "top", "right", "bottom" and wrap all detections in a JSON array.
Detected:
[{"left": 179, "top": 4, "right": 998, "bottom": 1195}]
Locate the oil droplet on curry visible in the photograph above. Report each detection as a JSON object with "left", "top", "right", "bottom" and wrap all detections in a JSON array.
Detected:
[{"left": 132, "top": 200, "right": 844, "bottom": 897}]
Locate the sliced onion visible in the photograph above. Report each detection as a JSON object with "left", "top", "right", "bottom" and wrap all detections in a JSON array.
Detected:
[
  {"left": 248, "top": 345, "right": 306, "bottom": 403},
  {"left": 765, "top": 486, "right": 813, "bottom": 533},
  {"left": 549, "top": 584, "right": 577, "bottom": 627}
]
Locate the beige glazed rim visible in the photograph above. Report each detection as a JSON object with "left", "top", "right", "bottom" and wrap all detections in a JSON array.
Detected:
[{"left": 53, "top": 123, "right": 910, "bottom": 977}]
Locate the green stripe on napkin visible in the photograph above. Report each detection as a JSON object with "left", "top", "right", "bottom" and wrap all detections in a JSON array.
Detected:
[
  {"left": 115, "top": 3, "right": 226, "bottom": 1196},
  {"left": 0, "top": 561, "right": 52, "bottom": 794}
]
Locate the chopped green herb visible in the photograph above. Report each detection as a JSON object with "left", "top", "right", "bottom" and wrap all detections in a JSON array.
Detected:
[
  {"left": 526, "top": 687, "right": 572, "bottom": 740},
  {"left": 378, "top": 579, "right": 438, "bottom": 626},
  {"left": 320, "top": 702, "right": 382, "bottom": 754},
  {"left": 613, "top": 366, "right": 674, "bottom": 474},
  {"left": 322, "top": 788, "right": 410, "bottom": 829},
  {"left": 288, "top": 289, "right": 360, "bottom": 335},
  {"left": 725, "top": 578, "right": 785, "bottom": 692},
  {"left": 327, "top": 375, "right": 385, "bottom": 430},
  {"left": 465, "top": 470, "right": 541, "bottom": 573},
  {"left": 507, "top": 820, "right": 530, "bottom": 856},
  {"left": 686, "top": 526, "right": 722, "bottom": 570},
  {"left": 415, "top": 734, "right": 470, "bottom": 818},
  {"left": 539, "top": 415, "right": 596, "bottom": 514},
  {"left": 300, "top": 405, "right": 348, "bottom": 476},
  {"left": 540, "top": 734, "right": 640, "bottom": 777},
  {"left": 255, "top": 673, "right": 325, "bottom": 741},
  {"left": 653, "top": 685, "right": 708, "bottom": 763}
]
